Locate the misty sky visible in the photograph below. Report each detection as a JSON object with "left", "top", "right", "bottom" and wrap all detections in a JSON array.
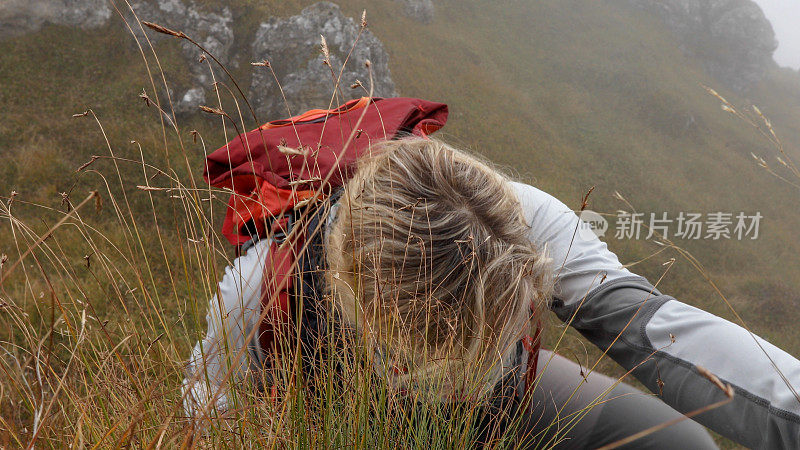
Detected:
[{"left": 753, "top": 0, "right": 800, "bottom": 70}]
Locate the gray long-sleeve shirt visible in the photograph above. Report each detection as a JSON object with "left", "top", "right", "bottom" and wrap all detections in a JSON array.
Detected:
[{"left": 183, "top": 182, "right": 800, "bottom": 448}]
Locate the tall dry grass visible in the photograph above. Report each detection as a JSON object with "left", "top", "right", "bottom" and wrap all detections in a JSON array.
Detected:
[
  {"left": 0, "top": 4, "right": 567, "bottom": 448},
  {"left": 0, "top": 2, "right": 779, "bottom": 449}
]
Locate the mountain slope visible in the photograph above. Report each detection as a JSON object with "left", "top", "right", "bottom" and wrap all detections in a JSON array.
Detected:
[
  {"left": 1, "top": 0, "right": 800, "bottom": 445},
  {"left": 2, "top": 0, "right": 799, "bottom": 363}
]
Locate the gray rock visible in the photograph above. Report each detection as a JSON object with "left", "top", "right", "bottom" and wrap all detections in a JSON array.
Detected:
[
  {"left": 623, "top": 0, "right": 777, "bottom": 92},
  {"left": 708, "top": 0, "right": 777, "bottom": 90},
  {"left": 250, "top": 2, "right": 397, "bottom": 120},
  {"left": 0, "top": 0, "right": 111, "bottom": 39},
  {"left": 3, "top": 0, "right": 398, "bottom": 117},
  {"left": 396, "top": 0, "right": 435, "bottom": 23},
  {"left": 129, "top": 1, "right": 234, "bottom": 63},
  {"left": 0, "top": 0, "right": 233, "bottom": 114},
  {"left": 129, "top": 0, "right": 233, "bottom": 113},
  {"left": 175, "top": 87, "right": 206, "bottom": 114}
]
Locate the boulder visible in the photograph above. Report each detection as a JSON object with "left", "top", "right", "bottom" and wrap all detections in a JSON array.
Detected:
[
  {"left": 0, "top": 0, "right": 111, "bottom": 39},
  {"left": 129, "top": 0, "right": 233, "bottom": 113},
  {"left": 250, "top": 2, "right": 397, "bottom": 120},
  {"left": 623, "top": 0, "right": 777, "bottom": 92},
  {"left": 396, "top": 0, "right": 435, "bottom": 23}
]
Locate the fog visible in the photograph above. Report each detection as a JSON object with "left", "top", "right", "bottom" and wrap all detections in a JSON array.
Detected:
[{"left": 753, "top": 0, "right": 800, "bottom": 70}]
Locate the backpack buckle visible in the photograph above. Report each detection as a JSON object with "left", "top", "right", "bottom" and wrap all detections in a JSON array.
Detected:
[{"left": 271, "top": 212, "right": 295, "bottom": 244}]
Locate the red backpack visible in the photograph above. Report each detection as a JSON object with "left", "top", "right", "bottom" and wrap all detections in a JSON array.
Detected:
[
  {"left": 204, "top": 97, "right": 449, "bottom": 357},
  {"left": 204, "top": 97, "right": 540, "bottom": 394}
]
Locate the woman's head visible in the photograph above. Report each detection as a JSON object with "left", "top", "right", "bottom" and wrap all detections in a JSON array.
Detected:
[{"left": 326, "top": 138, "right": 552, "bottom": 396}]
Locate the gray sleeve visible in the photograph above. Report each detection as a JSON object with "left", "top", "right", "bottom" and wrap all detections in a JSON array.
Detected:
[
  {"left": 182, "top": 239, "right": 269, "bottom": 417},
  {"left": 553, "top": 272, "right": 800, "bottom": 449},
  {"left": 510, "top": 181, "right": 634, "bottom": 308},
  {"left": 511, "top": 181, "right": 800, "bottom": 448}
]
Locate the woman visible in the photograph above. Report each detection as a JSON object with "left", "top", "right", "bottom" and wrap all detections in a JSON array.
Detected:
[{"left": 184, "top": 138, "right": 800, "bottom": 448}]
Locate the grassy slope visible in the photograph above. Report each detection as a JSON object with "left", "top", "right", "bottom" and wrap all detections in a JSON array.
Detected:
[{"left": 1, "top": 0, "right": 800, "bottom": 445}]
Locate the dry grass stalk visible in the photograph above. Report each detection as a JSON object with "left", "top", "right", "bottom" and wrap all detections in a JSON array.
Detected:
[
  {"left": 596, "top": 366, "right": 734, "bottom": 450},
  {"left": 276, "top": 145, "right": 308, "bottom": 156},
  {"left": 696, "top": 365, "right": 735, "bottom": 398},
  {"left": 1, "top": 191, "right": 99, "bottom": 284},
  {"left": 320, "top": 35, "right": 331, "bottom": 67},
  {"left": 198, "top": 105, "right": 225, "bottom": 116},
  {"left": 140, "top": 21, "right": 184, "bottom": 38}
]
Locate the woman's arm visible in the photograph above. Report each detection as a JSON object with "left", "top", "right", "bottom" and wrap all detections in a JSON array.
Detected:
[
  {"left": 511, "top": 181, "right": 800, "bottom": 448},
  {"left": 182, "top": 239, "right": 269, "bottom": 418}
]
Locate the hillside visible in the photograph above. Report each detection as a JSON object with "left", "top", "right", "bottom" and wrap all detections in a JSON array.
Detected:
[{"left": 1, "top": 0, "right": 800, "bottom": 446}]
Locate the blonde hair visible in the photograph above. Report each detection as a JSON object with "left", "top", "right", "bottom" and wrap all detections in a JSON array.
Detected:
[{"left": 325, "top": 138, "right": 552, "bottom": 397}]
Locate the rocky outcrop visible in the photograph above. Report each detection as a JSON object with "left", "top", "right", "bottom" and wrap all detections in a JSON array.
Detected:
[
  {"left": 0, "top": 0, "right": 111, "bottom": 39},
  {"left": 250, "top": 2, "right": 396, "bottom": 119},
  {"left": 624, "top": 0, "right": 777, "bottom": 92},
  {"left": 1, "top": 1, "right": 398, "bottom": 117},
  {"left": 129, "top": 0, "right": 234, "bottom": 68},
  {"left": 128, "top": 0, "right": 234, "bottom": 113},
  {"left": 396, "top": 0, "right": 435, "bottom": 23},
  {"left": 0, "top": 0, "right": 234, "bottom": 113}
]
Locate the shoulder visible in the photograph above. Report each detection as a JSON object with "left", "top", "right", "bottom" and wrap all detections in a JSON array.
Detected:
[
  {"left": 507, "top": 181, "right": 581, "bottom": 247},
  {"left": 508, "top": 181, "right": 561, "bottom": 212},
  {"left": 508, "top": 181, "right": 576, "bottom": 230},
  {"left": 508, "top": 180, "right": 633, "bottom": 303},
  {"left": 218, "top": 239, "right": 271, "bottom": 294}
]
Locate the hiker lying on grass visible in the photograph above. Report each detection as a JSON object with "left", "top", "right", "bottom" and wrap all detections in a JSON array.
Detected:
[{"left": 184, "top": 122, "right": 800, "bottom": 448}]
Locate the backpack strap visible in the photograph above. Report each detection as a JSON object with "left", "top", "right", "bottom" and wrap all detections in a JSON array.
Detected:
[
  {"left": 257, "top": 192, "right": 340, "bottom": 380},
  {"left": 257, "top": 210, "right": 304, "bottom": 357},
  {"left": 523, "top": 323, "right": 542, "bottom": 398},
  {"left": 295, "top": 194, "right": 339, "bottom": 385}
]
